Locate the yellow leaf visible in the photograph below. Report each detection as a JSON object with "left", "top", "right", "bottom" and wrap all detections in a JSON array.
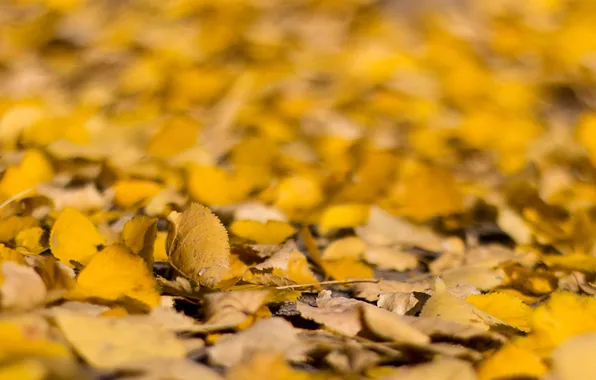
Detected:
[
  {"left": 387, "top": 159, "right": 463, "bottom": 221},
  {"left": 322, "top": 258, "right": 374, "bottom": 280},
  {"left": 321, "top": 236, "right": 366, "bottom": 261},
  {"left": 318, "top": 204, "right": 369, "bottom": 234},
  {"left": 0, "top": 244, "right": 25, "bottom": 264},
  {"left": 68, "top": 244, "right": 160, "bottom": 308},
  {"left": 466, "top": 292, "right": 532, "bottom": 332},
  {"left": 477, "top": 343, "right": 547, "bottom": 380},
  {"left": 121, "top": 215, "right": 157, "bottom": 270},
  {"left": 167, "top": 203, "right": 230, "bottom": 287},
  {"left": 147, "top": 115, "right": 199, "bottom": 158},
  {"left": 0, "top": 317, "right": 72, "bottom": 359},
  {"left": 227, "top": 352, "right": 311, "bottom": 380},
  {"left": 50, "top": 207, "right": 105, "bottom": 266},
  {"left": 53, "top": 310, "right": 186, "bottom": 369},
  {"left": 274, "top": 175, "right": 323, "bottom": 212},
  {"left": 0, "top": 150, "right": 54, "bottom": 200},
  {"left": 230, "top": 220, "right": 295, "bottom": 244},
  {"left": 542, "top": 253, "right": 596, "bottom": 272},
  {"left": 0, "top": 216, "right": 38, "bottom": 243},
  {"left": 112, "top": 180, "right": 162, "bottom": 208},
  {"left": 187, "top": 165, "right": 250, "bottom": 206},
  {"left": 274, "top": 249, "right": 319, "bottom": 285},
  {"left": 15, "top": 227, "right": 46, "bottom": 255},
  {"left": 528, "top": 292, "right": 596, "bottom": 355},
  {"left": 0, "top": 360, "right": 46, "bottom": 380},
  {"left": 153, "top": 231, "right": 169, "bottom": 262}
]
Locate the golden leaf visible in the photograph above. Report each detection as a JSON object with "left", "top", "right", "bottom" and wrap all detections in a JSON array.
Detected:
[
  {"left": 121, "top": 215, "right": 158, "bottom": 270},
  {"left": 167, "top": 203, "right": 230, "bottom": 287},
  {"left": 466, "top": 292, "right": 532, "bottom": 332},
  {"left": 50, "top": 207, "right": 105, "bottom": 266},
  {"left": 230, "top": 220, "right": 296, "bottom": 244},
  {"left": 53, "top": 310, "right": 187, "bottom": 369},
  {"left": 68, "top": 244, "right": 160, "bottom": 308}
]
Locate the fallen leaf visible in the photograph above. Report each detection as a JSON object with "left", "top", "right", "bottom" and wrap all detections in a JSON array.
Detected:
[
  {"left": 478, "top": 342, "right": 547, "bottom": 380},
  {"left": 360, "top": 303, "right": 430, "bottom": 345},
  {"left": 121, "top": 215, "right": 158, "bottom": 270},
  {"left": 297, "top": 291, "right": 363, "bottom": 337},
  {"left": 420, "top": 279, "right": 507, "bottom": 330},
  {"left": 322, "top": 258, "right": 374, "bottom": 280},
  {"left": 550, "top": 332, "right": 596, "bottom": 380},
  {"left": 227, "top": 352, "right": 311, "bottom": 380},
  {"left": 466, "top": 292, "right": 532, "bottom": 332},
  {"left": 1, "top": 261, "right": 47, "bottom": 311},
  {"left": 230, "top": 220, "right": 296, "bottom": 244},
  {"left": 321, "top": 236, "right": 366, "bottom": 261},
  {"left": 68, "top": 244, "right": 160, "bottom": 308},
  {"left": 208, "top": 317, "right": 305, "bottom": 367},
  {"left": 53, "top": 310, "right": 187, "bottom": 369},
  {"left": 120, "top": 358, "right": 223, "bottom": 380},
  {"left": 167, "top": 203, "right": 230, "bottom": 287},
  {"left": 356, "top": 206, "right": 444, "bottom": 251},
  {"left": 204, "top": 290, "right": 269, "bottom": 327},
  {"left": 318, "top": 204, "right": 369, "bottom": 234},
  {"left": 352, "top": 279, "right": 432, "bottom": 302},
  {"left": 377, "top": 358, "right": 476, "bottom": 380},
  {"left": 363, "top": 246, "right": 419, "bottom": 272},
  {"left": 50, "top": 207, "right": 105, "bottom": 266},
  {"left": 378, "top": 292, "right": 419, "bottom": 315}
]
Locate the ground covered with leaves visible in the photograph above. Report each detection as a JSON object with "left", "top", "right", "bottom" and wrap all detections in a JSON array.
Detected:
[{"left": 3, "top": 0, "right": 596, "bottom": 379}]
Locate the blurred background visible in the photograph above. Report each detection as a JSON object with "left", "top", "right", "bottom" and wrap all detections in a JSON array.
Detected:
[{"left": 2, "top": 0, "right": 596, "bottom": 232}]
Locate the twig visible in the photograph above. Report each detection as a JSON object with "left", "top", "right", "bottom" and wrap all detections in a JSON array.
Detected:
[
  {"left": 275, "top": 278, "right": 380, "bottom": 290},
  {"left": 0, "top": 187, "right": 34, "bottom": 210}
]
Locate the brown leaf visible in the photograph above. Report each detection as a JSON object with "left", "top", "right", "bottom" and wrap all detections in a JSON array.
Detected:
[{"left": 167, "top": 203, "right": 230, "bottom": 287}]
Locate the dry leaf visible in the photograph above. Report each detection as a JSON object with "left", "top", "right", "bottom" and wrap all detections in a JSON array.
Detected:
[
  {"left": 204, "top": 290, "right": 269, "bottom": 327},
  {"left": 360, "top": 303, "right": 430, "bottom": 345},
  {"left": 120, "top": 359, "right": 223, "bottom": 380},
  {"left": 208, "top": 317, "right": 305, "bottom": 367},
  {"left": 0, "top": 261, "right": 47, "bottom": 311},
  {"left": 378, "top": 292, "right": 419, "bottom": 315},
  {"left": 352, "top": 279, "right": 433, "bottom": 302},
  {"left": 478, "top": 342, "right": 547, "bottom": 380},
  {"left": 378, "top": 358, "right": 476, "bottom": 380},
  {"left": 53, "top": 310, "right": 187, "bottom": 369},
  {"left": 550, "top": 332, "right": 596, "bottom": 380},
  {"left": 167, "top": 203, "right": 230, "bottom": 287},
  {"left": 420, "top": 279, "right": 507, "bottom": 330},
  {"left": 230, "top": 220, "right": 296, "bottom": 244},
  {"left": 297, "top": 291, "right": 363, "bottom": 337}
]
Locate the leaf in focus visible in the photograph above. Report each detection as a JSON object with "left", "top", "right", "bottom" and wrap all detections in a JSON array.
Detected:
[
  {"left": 50, "top": 207, "right": 105, "bottom": 266},
  {"left": 53, "top": 310, "right": 187, "bottom": 369},
  {"left": 68, "top": 244, "right": 160, "bottom": 308},
  {"left": 167, "top": 203, "right": 230, "bottom": 287},
  {"left": 230, "top": 220, "right": 296, "bottom": 244},
  {"left": 121, "top": 215, "right": 158, "bottom": 270}
]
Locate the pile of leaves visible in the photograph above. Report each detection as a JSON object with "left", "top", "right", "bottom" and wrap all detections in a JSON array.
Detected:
[{"left": 3, "top": 0, "right": 596, "bottom": 379}]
